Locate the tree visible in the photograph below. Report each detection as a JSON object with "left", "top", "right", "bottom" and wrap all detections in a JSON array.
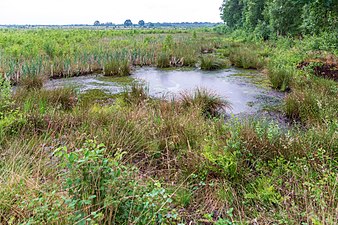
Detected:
[
  {"left": 220, "top": 0, "right": 244, "bottom": 29},
  {"left": 220, "top": 0, "right": 338, "bottom": 37},
  {"left": 124, "top": 19, "right": 133, "bottom": 27},
  {"left": 243, "top": 0, "right": 265, "bottom": 30},
  {"left": 138, "top": 20, "right": 145, "bottom": 27},
  {"left": 266, "top": 0, "right": 304, "bottom": 36},
  {"left": 301, "top": 0, "right": 338, "bottom": 34},
  {"left": 94, "top": 20, "right": 100, "bottom": 26}
]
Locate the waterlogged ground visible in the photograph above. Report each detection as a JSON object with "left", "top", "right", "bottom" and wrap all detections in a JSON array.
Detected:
[{"left": 44, "top": 67, "right": 284, "bottom": 114}]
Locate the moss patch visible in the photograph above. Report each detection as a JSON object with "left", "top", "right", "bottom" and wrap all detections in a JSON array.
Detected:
[
  {"left": 230, "top": 72, "right": 272, "bottom": 89},
  {"left": 79, "top": 89, "right": 121, "bottom": 106},
  {"left": 97, "top": 76, "right": 135, "bottom": 86}
]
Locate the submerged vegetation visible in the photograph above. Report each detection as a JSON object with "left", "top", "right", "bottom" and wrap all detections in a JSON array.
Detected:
[{"left": 0, "top": 21, "right": 337, "bottom": 224}]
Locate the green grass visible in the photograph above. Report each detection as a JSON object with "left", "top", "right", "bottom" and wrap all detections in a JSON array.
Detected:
[
  {"left": 104, "top": 59, "right": 131, "bottom": 76},
  {"left": 200, "top": 55, "right": 231, "bottom": 70},
  {"left": 0, "top": 29, "right": 337, "bottom": 224},
  {"left": 0, "top": 29, "right": 222, "bottom": 82}
]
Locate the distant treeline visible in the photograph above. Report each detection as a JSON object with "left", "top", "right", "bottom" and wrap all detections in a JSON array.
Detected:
[
  {"left": 0, "top": 22, "right": 220, "bottom": 29},
  {"left": 94, "top": 20, "right": 221, "bottom": 28},
  {"left": 220, "top": 0, "right": 338, "bottom": 38}
]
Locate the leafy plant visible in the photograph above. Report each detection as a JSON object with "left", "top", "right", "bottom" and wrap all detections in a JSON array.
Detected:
[{"left": 54, "top": 140, "right": 174, "bottom": 224}]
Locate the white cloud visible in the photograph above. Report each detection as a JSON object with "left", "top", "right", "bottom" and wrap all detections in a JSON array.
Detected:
[{"left": 0, "top": 0, "right": 223, "bottom": 25}]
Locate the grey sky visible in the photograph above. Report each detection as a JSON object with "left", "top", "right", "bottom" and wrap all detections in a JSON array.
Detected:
[{"left": 0, "top": 0, "right": 223, "bottom": 25}]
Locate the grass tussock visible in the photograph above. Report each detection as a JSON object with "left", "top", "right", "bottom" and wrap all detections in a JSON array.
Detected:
[
  {"left": 180, "top": 88, "right": 232, "bottom": 116},
  {"left": 18, "top": 75, "right": 46, "bottom": 90},
  {"left": 104, "top": 59, "right": 131, "bottom": 76},
  {"left": 228, "top": 45, "right": 266, "bottom": 69},
  {"left": 200, "top": 55, "right": 231, "bottom": 70}
]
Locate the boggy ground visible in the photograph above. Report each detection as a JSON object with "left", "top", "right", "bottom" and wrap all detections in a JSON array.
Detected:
[{"left": 0, "top": 28, "right": 337, "bottom": 224}]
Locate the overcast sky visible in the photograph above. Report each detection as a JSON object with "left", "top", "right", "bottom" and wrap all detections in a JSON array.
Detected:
[{"left": 0, "top": 0, "right": 223, "bottom": 25}]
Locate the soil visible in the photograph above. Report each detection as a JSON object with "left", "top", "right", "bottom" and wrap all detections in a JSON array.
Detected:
[{"left": 297, "top": 55, "right": 338, "bottom": 81}]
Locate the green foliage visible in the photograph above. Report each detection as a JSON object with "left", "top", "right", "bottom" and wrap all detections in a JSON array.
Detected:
[
  {"left": 220, "top": 0, "right": 338, "bottom": 37},
  {"left": 221, "top": 0, "right": 244, "bottom": 29},
  {"left": 0, "top": 75, "right": 12, "bottom": 115},
  {"left": 0, "top": 29, "right": 221, "bottom": 82},
  {"left": 244, "top": 177, "right": 282, "bottom": 206},
  {"left": 1, "top": 29, "right": 338, "bottom": 224},
  {"left": 0, "top": 76, "right": 26, "bottom": 143},
  {"left": 54, "top": 140, "right": 174, "bottom": 224}
]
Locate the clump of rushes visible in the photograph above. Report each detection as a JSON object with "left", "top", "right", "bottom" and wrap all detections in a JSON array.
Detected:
[
  {"left": 15, "top": 87, "right": 78, "bottom": 111},
  {"left": 200, "top": 55, "right": 231, "bottom": 70},
  {"left": 180, "top": 88, "right": 232, "bottom": 116},
  {"left": 268, "top": 63, "right": 294, "bottom": 91},
  {"left": 156, "top": 51, "right": 171, "bottom": 68},
  {"left": 122, "top": 82, "right": 149, "bottom": 105},
  {"left": 229, "top": 46, "right": 265, "bottom": 69},
  {"left": 18, "top": 75, "right": 45, "bottom": 90},
  {"left": 104, "top": 59, "right": 131, "bottom": 76}
]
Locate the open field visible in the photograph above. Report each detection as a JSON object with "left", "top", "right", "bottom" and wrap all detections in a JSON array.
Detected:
[{"left": 0, "top": 28, "right": 337, "bottom": 224}]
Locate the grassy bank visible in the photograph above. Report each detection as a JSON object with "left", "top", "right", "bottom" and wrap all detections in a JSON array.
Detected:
[
  {"left": 0, "top": 28, "right": 337, "bottom": 224},
  {"left": 0, "top": 29, "right": 224, "bottom": 83}
]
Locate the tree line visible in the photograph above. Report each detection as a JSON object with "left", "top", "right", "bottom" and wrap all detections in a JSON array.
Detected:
[{"left": 220, "top": 0, "right": 338, "bottom": 38}]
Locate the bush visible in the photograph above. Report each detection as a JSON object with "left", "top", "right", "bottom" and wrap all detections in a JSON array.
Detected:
[{"left": 53, "top": 140, "right": 174, "bottom": 224}]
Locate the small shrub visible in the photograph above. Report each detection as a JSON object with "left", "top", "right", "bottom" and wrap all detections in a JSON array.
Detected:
[
  {"left": 54, "top": 140, "right": 174, "bottom": 224},
  {"left": 244, "top": 177, "right": 282, "bottom": 207}
]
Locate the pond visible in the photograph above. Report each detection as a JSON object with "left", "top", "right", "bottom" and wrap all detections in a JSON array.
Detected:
[{"left": 44, "top": 67, "right": 283, "bottom": 115}]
